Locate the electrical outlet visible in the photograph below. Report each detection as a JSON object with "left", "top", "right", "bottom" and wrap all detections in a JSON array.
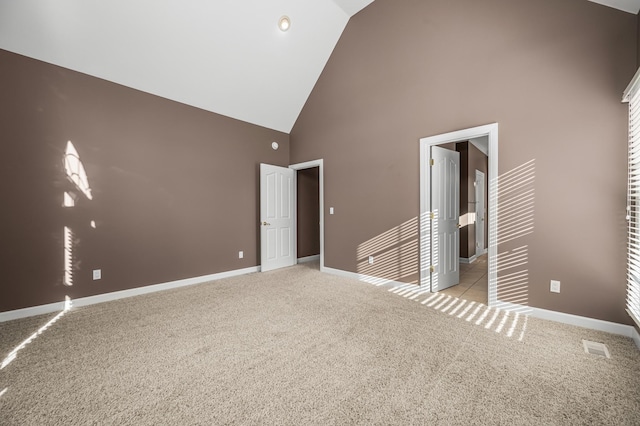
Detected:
[
  {"left": 550, "top": 280, "right": 560, "bottom": 293},
  {"left": 93, "top": 269, "right": 101, "bottom": 280},
  {"left": 368, "top": 256, "right": 374, "bottom": 264},
  {"left": 239, "top": 251, "right": 244, "bottom": 259}
]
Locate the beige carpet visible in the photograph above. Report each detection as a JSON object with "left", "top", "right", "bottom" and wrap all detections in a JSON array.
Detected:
[{"left": 1, "top": 263, "right": 639, "bottom": 425}]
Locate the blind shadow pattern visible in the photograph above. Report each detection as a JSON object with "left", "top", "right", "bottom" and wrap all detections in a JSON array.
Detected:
[
  {"left": 491, "top": 160, "right": 535, "bottom": 313},
  {"left": 356, "top": 216, "right": 419, "bottom": 285},
  {"left": 359, "top": 281, "right": 528, "bottom": 341}
]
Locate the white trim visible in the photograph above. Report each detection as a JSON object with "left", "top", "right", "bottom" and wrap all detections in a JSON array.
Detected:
[
  {"left": 463, "top": 248, "right": 488, "bottom": 265},
  {"left": 530, "top": 306, "right": 635, "bottom": 337},
  {"left": 632, "top": 326, "right": 640, "bottom": 350},
  {"left": 469, "top": 137, "right": 489, "bottom": 156},
  {"left": 290, "top": 159, "right": 325, "bottom": 272},
  {"left": 623, "top": 66, "right": 640, "bottom": 102},
  {"left": 297, "top": 255, "right": 320, "bottom": 263},
  {"left": 588, "top": 0, "right": 640, "bottom": 15},
  {"left": 627, "top": 309, "right": 640, "bottom": 330},
  {"left": 474, "top": 169, "right": 486, "bottom": 257},
  {"left": 419, "top": 123, "right": 498, "bottom": 306},
  {"left": 460, "top": 255, "right": 477, "bottom": 264},
  {"left": 323, "top": 266, "right": 409, "bottom": 288},
  {"left": 0, "top": 300, "right": 67, "bottom": 323},
  {"left": 0, "top": 266, "right": 260, "bottom": 323},
  {"left": 496, "top": 300, "right": 638, "bottom": 342}
]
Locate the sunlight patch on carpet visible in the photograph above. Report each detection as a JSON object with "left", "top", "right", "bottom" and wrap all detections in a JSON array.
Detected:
[
  {"left": 363, "top": 277, "right": 530, "bottom": 341},
  {"left": 1, "top": 297, "right": 72, "bottom": 370}
]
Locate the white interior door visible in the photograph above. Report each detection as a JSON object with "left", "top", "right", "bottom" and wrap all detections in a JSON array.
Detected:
[
  {"left": 260, "top": 164, "right": 295, "bottom": 272},
  {"left": 475, "top": 170, "right": 486, "bottom": 256},
  {"left": 431, "top": 146, "right": 460, "bottom": 291}
]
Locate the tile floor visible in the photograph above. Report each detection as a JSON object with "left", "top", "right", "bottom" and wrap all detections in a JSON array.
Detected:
[{"left": 437, "top": 254, "right": 488, "bottom": 304}]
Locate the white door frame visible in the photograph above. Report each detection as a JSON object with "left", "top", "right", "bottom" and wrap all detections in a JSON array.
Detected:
[
  {"left": 289, "top": 159, "right": 325, "bottom": 272},
  {"left": 475, "top": 169, "right": 486, "bottom": 257},
  {"left": 420, "top": 123, "right": 498, "bottom": 306}
]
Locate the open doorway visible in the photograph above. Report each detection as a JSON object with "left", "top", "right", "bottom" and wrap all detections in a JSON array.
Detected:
[
  {"left": 290, "top": 160, "right": 325, "bottom": 271},
  {"left": 295, "top": 166, "right": 320, "bottom": 268},
  {"left": 420, "top": 124, "right": 498, "bottom": 307},
  {"left": 259, "top": 160, "right": 324, "bottom": 273},
  {"left": 451, "top": 141, "right": 489, "bottom": 304},
  {"left": 428, "top": 141, "right": 489, "bottom": 303}
]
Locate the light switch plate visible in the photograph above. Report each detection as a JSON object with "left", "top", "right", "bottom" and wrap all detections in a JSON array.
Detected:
[
  {"left": 550, "top": 280, "right": 560, "bottom": 293},
  {"left": 93, "top": 269, "right": 102, "bottom": 280}
]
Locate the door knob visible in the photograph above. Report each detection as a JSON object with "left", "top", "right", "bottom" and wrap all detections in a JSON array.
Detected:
[{"left": 262, "top": 221, "right": 271, "bottom": 226}]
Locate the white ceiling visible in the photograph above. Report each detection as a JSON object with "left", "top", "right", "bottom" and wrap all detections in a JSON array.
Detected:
[
  {"left": 0, "top": 0, "right": 635, "bottom": 133},
  {"left": 0, "top": 0, "right": 374, "bottom": 133},
  {"left": 589, "top": 0, "right": 640, "bottom": 13}
]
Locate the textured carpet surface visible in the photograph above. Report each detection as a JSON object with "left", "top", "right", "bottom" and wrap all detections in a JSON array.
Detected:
[{"left": 1, "top": 263, "right": 639, "bottom": 425}]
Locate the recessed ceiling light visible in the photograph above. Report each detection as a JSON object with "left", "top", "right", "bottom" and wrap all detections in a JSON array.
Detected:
[{"left": 278, "top": 16, "right": 290, "bottom": 32}]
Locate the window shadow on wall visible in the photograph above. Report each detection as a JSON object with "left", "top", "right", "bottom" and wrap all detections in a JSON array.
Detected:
[
  {"left": 356, "top": 216, "right": 420, "bottom": 285},
  {"left": 491, "top": 159, "right": 535, "bottom": 313}
]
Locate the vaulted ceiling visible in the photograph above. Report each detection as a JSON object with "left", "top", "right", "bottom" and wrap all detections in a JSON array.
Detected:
[{"left": 0, "top": 0, "right": 637, "bottom": 133}]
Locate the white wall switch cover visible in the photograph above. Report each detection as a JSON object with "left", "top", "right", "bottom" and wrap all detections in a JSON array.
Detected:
[
  {"left": 330, "top": 207, "right": 334, "bottom": 215},
  {"left": 368, "top": 256, "right": 374, "bottom": 264},
  {"left": 239, "top": 251, "right": 244, "bottom": 259},
  {"left": 93, "top": 269, "right": 102, "bottom": 280},
  {"left": 550, "top": 280, "right": 560, "bottom": 293}
]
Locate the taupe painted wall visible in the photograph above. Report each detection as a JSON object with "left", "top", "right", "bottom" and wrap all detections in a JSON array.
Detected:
[
  {"left": 290, "top": 0, "right": 636, "bottom": 324},
  {"left": 296, "top": 167, "right": 320, "bottom": 258},
  {"left": 0, "top": 49, "right": 289, "bottom": 312}
]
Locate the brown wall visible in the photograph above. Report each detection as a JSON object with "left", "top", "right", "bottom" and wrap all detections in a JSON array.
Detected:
[
  {"left": 290, "top": 0, "right": 636, "bottom": 324},
  {"left": 0, "top": 49, "right": 289, "bottom": 312},
  {"left": 296, "top": 167, "right": 320, "bottom": 258},
  {"left": 457, "top": 143, "right": 470, "bottom": 259}
]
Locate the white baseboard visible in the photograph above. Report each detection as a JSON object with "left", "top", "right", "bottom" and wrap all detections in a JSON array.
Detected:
[
  {"left": 461, "top": 249, "right": 487, "bottom": 264},
  {"left": 530, "top": 306, "right": 635, "bottom": 338},
  {"left": 6, "top": 263, "right": 639, "bottom": 352},
  {"left": 297, "top": 255, "right": 320, "bottom": 264},
  {"left": 0, "top": 300, "right": 68, "bottom": 323},
  {"left": 631, "top": 326, "right": 640, "bottom": 350},
  {"left": 485, "top": 300, "right": 640, "bottom": 347},
  {"left": 460, "top": 255, "right": 477, "bottom": 264},
  {"left": 324, "top": 267, "right": 640, "bottom": 350},
  {"left": 0, "top": 266, "right": 260, "bottom": 323},
  {"left": 323, "top": 266, "right": 410, "bottom": 288}
]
